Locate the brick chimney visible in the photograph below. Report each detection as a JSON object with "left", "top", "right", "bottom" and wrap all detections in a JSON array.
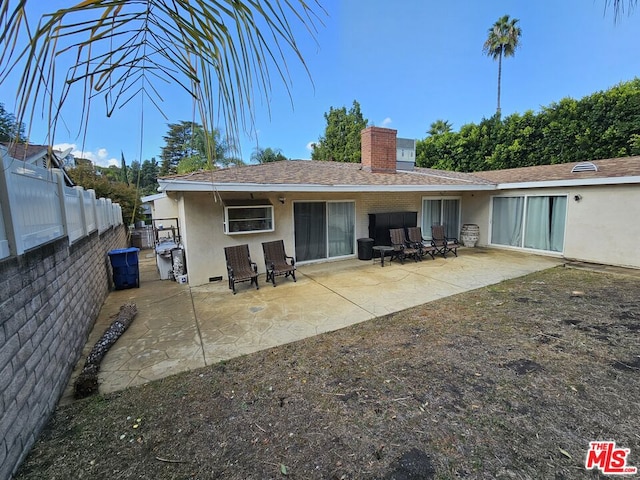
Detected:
[{"left": 361, "top": 126, "right": 397, "bottom": 173}]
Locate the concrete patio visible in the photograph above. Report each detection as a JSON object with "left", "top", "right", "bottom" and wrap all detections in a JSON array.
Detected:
[{"left": 62, "top": 247, "right": 563, "bottom": 404}]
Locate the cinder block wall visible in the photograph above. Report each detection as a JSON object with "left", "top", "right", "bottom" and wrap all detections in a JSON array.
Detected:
[{"left": 0, "top": 226, "right": 127, "bottom": 480}]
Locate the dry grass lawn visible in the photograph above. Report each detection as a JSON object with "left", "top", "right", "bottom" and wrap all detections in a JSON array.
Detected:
[{"left": 15, "top": 266, "right": 640, "bottom": 479}]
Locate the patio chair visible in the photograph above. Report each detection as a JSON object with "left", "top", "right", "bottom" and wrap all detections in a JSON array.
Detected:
[
  {"left": 431, "top": 224, "right": 458, "bottom": 258},
  {"left": 224, "top": 244, "right": 259, "bottom": 294},
  {"left": 406, "top": 226, "right": 436, "bottom": 260},
  {"left": 389, "top": 228, "right": 420, "bottom": 264},
  {"left": 262, "top": 240, "right": 296, "bottom": 287}
]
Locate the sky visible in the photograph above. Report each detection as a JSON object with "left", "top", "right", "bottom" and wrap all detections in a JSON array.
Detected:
[{"left": 2, "top": 0, "right": 640, "bottom": 167}]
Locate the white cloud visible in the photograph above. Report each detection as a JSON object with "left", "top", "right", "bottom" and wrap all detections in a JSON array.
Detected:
[
  {"left": 54, "top": 143, "right": 118, "bottom": 167},
  {"left": 306, "top": 141, "right": 316, "bottom": 151},
  {"left": 380, "top": 117, "right": 393, "bottom": 127}
]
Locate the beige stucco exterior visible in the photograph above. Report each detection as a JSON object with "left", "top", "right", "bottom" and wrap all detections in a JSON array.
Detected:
[
  {"left": 152, "top": 181, "right": 639, "bottom": 286},
  {"left": 176, "top": 191, "right": 472, "bottom": 286},
  {"left": 462, "top": 184, "right": 640, "bottom": 270}
]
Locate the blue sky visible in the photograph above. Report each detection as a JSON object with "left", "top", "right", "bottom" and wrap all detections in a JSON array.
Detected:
[{"left": 3, "top": 0, "right": 639, "bottom": 167}]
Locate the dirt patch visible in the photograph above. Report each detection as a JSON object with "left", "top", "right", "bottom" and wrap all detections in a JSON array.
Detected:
[{"left": 15, "top": 267, "right": 640, "bottom": 479}]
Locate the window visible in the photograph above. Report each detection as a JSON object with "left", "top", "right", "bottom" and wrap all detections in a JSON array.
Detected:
[
  {"left": 421, "top": 197, "right": 460, "bottom": 240},
  {"left": 224, "top": 204, "right": 274, "bottom": 234},
  {"left": 491, "top": 195, "right": 567, "bottom": 252}
]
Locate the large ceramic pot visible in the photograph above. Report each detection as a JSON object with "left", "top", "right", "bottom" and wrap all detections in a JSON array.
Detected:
[{"left": 460, "top": 224, "right": 480, "bottom": 247}]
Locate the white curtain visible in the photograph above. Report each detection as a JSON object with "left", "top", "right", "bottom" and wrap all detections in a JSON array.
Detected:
[
  {"left": 524, "top": 196, "right": 550, "bottom": 250},
  {"left": 328, "top": 202, "right": 355, "bottom": 257},
  {"left": 491, "top": 197, "right": 524, "bottom": 247},
  {"left": 421, "top": 199, "right": 441, "bottom": 240},
  {"left": 442, "top": 199, "right": 460, "bottom": 239},
  {"left": 549, "top": 196, "right": 567, "bottom": 252}
]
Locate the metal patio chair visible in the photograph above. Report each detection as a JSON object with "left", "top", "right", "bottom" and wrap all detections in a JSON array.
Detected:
[
  {"left": 389, "top": 228, "right": 420, "bottom": 264},
  {"left": 406, "top": 226, "right": 436, "bottom": 260},
  {"left": 224, "top": 244, "right": 259, "bottom": 294},
  {"left": 431, "top": 224, "right": 458, "bottom": 258},
  {"left": 262, "top": 240, "right": 296, "bottom": 287}
]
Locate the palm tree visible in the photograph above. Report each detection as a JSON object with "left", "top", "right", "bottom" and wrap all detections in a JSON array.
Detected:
[
  {"left": 0, "top": 1, "right": 324, "bottom": 161},
  {"left": 483, "top": 14, "right": 521, "bottom": 118},
  {"left": 427, "top": 119, "right": 453, "bottom": 136}
]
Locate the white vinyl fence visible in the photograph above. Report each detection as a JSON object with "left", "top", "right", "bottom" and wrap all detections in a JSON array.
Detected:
[{"left": 0, "top": 155, "right": 123, "bottom": 259}]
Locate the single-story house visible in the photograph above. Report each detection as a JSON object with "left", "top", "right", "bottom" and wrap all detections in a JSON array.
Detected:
[{"left": 155, "top": 127, "right": 640, "bottom": 286}]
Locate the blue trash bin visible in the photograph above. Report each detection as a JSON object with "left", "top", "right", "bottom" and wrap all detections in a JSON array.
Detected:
[{"left": 108, "top": 247, "right": 140, "bottom": 289}]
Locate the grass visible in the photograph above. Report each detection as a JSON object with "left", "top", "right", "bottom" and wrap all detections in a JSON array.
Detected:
[{"left": 15, "top": 266, "right": 640, "bottom": 479}]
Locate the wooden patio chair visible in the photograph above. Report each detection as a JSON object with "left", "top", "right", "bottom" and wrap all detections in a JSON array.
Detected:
[
  {"left": 224, "top": 244, "right": 259, "bottom": 294},
  {"left": 406, "top": 226, "right": 436, "bottom": 260},
  {"left": 262, "top": 240, "right": 296, "bottom": 287},
  {"left": 431, "top": 224, "right": 458, "bottom": 258},
  {"left": 389, "top": 228, "right": 420, "bottom": 264}
]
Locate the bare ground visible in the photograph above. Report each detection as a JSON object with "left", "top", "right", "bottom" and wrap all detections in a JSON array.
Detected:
[{"left": 15, "top": 266, "right": 640, "bottom": 479}]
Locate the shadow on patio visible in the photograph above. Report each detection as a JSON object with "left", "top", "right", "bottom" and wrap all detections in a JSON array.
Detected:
[{"left": 62, "top": 247, "right": 563, "bottom": 403}]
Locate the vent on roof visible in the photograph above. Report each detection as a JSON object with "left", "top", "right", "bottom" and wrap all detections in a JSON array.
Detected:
[{"left": 571, "top": 162, "right": 598, "bottom": 173}]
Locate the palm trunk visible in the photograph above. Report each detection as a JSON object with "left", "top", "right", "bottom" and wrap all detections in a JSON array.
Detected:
[{"left": 496, "top": 51, "right": 502, "bottom": 118}]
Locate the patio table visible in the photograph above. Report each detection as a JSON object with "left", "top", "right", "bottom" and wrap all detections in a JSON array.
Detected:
[{"left": 372, "top": 245, "right": 394, "bottom": 267}]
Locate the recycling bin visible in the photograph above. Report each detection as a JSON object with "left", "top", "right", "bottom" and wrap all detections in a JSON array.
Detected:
[{"left": 108, "top": 247, "right": 140, "bottom": 289}]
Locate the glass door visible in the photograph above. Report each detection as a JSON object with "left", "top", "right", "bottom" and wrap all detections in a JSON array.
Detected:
[
  {"left": 294, "top": 201, "right": 355, "bottom": 262},
  {"left": 421, "top": 197, "right": 460, "bottom": 240}
]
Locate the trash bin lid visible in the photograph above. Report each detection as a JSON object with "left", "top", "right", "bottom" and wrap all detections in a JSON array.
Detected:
[{"left": 108, "top": 247, "right": 140, "bottom": 255}]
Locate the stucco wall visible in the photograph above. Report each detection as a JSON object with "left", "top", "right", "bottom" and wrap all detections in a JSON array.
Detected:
[
  {"left": 461, "top": 185, "right": 640, "bottom": 269},
  {"left": 181, "top": 191, "right": 469, "bottom": 286},
  {"left": 0, "top": 226, "right": 127, "bottom": 480}
]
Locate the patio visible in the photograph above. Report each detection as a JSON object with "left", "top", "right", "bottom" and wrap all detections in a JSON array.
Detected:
[{"left": 62, "top": 247, "right": 562, "bottom": 403}]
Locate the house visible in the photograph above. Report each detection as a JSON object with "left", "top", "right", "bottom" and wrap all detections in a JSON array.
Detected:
[
  {"left": 155, "top": 127, "right": 640, "bottom": 286},
  {"left": 0, "top": 142, "right": 75, "bottom": 185}
]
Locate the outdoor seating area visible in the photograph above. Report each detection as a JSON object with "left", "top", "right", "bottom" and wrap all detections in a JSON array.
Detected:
[
  {"left": 389, "top": 228, "right": 420, "bottom": 264},
  {"left": 64, "top": 247, "right": 564, "bottom": 400}
]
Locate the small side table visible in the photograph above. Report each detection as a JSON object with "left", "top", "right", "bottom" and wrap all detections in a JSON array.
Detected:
[{"left": 372, "top": 246, "right": 394, "bottom": 267}]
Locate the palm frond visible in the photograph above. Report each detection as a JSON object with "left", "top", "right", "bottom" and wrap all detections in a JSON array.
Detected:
[{"left": 1, "top": 0, "right": 325, "bottom": 159}]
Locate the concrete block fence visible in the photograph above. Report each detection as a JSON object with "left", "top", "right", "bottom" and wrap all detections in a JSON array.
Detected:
[{"left": 0, "top": 225, "right": 127, "bottom": 480}]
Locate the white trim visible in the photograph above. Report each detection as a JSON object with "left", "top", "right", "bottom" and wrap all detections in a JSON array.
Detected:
[
  {"left": 497, "top": 176, "right": 640, "bottom": 190},
  {"left": 141, "top": 192, "right": 167, "bottom": 202},
  {"left": 158, "top": 179, "right": 497, "bottom": 193}
]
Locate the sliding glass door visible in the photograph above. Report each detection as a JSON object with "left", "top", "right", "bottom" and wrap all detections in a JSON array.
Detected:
[
  {"left": 421, "top": 197, "right": 460, "bottom": 240},
  {"left": 294, "top": 201, "right": 355, "bottom": 262},
  {"left": 491, "top": 195, "right": 567, "bottom": 252}
]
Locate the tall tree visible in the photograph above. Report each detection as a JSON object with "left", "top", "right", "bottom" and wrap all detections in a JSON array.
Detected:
[
  {"left": 251, "top": 147, "right": 287, "bottom": 163},
  {"left": 312, "top": 101, "right": 368, "bottom": 163},
  {"left": 483, "top": 15, "right": 522, "bottom": 118},
  {"left": 0, "top": 103, "right": 26, "bottom": 142},
  {"left": 1, "top": 1, "right": 324, "bottom": 163},
  {"left": 428, "top": 119, "right": 453, "bottom": 136},
  {"left": 160, "top": 122, "right": 237, "bottom": 175}
]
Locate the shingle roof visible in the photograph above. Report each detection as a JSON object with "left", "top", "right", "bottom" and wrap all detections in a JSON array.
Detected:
[
  {"left": 161, "top": 160, "right": 494, "bottom": 190},
  {"left": 0, "top": 142, "right": 48, "bottom": 162},
  {"left": 158, "top": 157, "right": 640, "bottom": 192},
  {"left": 474, "top": 156, "right": 640, "bottom": 184}
]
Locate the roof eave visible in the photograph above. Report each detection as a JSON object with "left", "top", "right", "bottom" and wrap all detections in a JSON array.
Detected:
[
  {"left": 157, "top": 179, "right": 497, "bottom": 193},
  {"left": 496, "top": 176, "right": 640, "bottom": 189}
]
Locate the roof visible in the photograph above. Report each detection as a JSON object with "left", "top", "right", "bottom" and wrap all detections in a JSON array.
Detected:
[
  {"left": 157, "top": 157, "right": 640, "bottom": 193},
  {"left": 158, "top": 160, "right": 495, "bottom": 193},
  {"left": 474, "top": 156, "right": 640, "bottom": 188},
  {"left": 0, "top": 142, "right": 48, "bottom": 162}
]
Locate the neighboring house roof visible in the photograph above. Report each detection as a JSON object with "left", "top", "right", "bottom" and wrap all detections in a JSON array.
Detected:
[
  {"left": 0, "top": 142, "right": 48, "bottom": 163},
  {"left": 158, "top": 160, "right": 495, "bottom": 193},
  {"left": 475, "top": 156, "right": 640, "bottom": 188},
  {"left": 157, "top": 157, "right": 640, "bottom": 194}
]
